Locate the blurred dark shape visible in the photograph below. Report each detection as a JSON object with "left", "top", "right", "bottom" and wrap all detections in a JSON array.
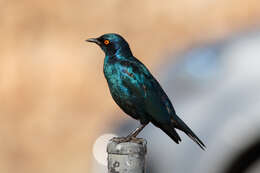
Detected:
[{"left": 224, "top": 138, "right": 260, "bottom": 173}]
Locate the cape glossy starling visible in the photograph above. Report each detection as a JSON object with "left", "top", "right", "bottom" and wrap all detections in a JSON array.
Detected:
[{"left": 86, "top": 33, "right": 205, "bottom": 150}]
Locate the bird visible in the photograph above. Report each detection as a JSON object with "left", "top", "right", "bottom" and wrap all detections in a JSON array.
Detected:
[{"left": 86, "top": 33, "right": 205, "bottom": 150}]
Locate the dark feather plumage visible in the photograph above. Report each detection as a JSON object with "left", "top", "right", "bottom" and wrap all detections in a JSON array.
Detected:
[{"left": 87, "top": 33, "right": 206, "bottom": 150}]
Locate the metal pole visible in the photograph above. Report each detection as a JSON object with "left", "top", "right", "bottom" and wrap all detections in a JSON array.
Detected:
[{"left": 107, "top": 138, "right": 147, "bottom": 173}]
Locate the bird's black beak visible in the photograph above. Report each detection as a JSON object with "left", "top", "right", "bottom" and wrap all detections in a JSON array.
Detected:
[{"left": 86, "top": 38, "right": 101, "bottom": 45}]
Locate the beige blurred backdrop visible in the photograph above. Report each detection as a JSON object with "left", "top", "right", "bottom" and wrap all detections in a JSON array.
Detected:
[{"left": 1, "top": 0, "right": 260, "bottom": 173}]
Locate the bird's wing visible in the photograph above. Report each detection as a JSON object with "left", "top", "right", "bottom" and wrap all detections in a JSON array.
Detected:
[
  {"left": 119, "top": 58, "right": 174, "bottom": 123},
  {"left": 120, "top": 58, "right": 182, "bottom": 143}
]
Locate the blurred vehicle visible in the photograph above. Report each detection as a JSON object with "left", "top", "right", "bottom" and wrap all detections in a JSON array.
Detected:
[{"left": 113, "top": 31, "right": 260, "bottom": 173}]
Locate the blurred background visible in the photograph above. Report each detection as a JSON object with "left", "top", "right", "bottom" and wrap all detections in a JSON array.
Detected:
[{"left": 1, "top": 0, "right": 260, "bottom": 173}]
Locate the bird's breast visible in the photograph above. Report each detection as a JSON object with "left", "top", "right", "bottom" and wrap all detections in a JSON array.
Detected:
[
  {"left": 104, "top": 63, "right": 130, "bottom": 98},
  {"left": 103, "top": 62, "right": 145, "bottom": 120}
]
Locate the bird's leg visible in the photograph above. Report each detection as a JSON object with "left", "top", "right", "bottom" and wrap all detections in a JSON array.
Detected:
[
  {"left": 126, "top": 123, "right": 147, "bottom": 139},
  {"left": 113, "top": 123, "right": 148, "bottom": 143}
]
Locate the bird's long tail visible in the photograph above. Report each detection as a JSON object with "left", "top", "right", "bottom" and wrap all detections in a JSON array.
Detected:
[
  {"left": 175, "top": 117, "right": 206, "bottom": 150},
  {"left": 152, "top": 120, "right": 182, "bottom": 144},
  {"left": 160, "top": 124, "right": 182, "bottom": 144}
]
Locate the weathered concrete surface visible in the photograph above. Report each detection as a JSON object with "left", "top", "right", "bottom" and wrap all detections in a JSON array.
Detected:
[{"left": 107, "top": 138, "right": 147, "bottom": 173}]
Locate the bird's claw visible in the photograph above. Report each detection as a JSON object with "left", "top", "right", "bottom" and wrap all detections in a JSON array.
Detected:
[
  {"left": 112, "top": 136, "right": 132, "bottom": 143},
  {"left": 112, "top": 136, "right": 141, "bottom": 143}
]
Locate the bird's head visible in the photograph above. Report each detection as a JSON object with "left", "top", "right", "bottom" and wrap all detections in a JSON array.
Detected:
[{"left": 86, "top": 33, "right": 132, "bottom": 57}]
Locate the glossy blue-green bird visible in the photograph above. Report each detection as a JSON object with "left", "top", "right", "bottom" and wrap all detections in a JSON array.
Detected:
[{"left": 87, "top": 33, "right": 205, "bottom": 150}]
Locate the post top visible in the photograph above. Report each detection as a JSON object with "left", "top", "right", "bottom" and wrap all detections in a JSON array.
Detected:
[{"left": 107, "top": 137, "right": 147, "bottom": 155}]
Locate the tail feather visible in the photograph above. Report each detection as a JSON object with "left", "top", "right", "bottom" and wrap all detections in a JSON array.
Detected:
[
  {"left": 151, "top": 117, "right": 205, "bottom": 150},
  {"left": 160, "top": 124, "right": 182, "bottom": 144},
  {"left": 175, "top": 117, "right": 206, "bottom": 150},
  {"left": 152, "top": 120, "right": 181, "bottom": 144}
]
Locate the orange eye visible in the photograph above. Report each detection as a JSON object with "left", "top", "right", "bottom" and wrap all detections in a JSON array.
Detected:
[{"left": 104, "top": 40, "right": 110, "bottom": 45}]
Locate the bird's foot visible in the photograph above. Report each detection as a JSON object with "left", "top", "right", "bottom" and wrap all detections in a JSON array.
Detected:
[
  {"left": 112, "top": 136, "right": 132, "bottom": 143},
  {"left": 112, "top": 136, "right": 143, "bottom": 144}
]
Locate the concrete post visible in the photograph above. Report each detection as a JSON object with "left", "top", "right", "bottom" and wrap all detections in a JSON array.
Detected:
[{"left": 107, "top": 138, "right": 147, "bottom": 173}]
